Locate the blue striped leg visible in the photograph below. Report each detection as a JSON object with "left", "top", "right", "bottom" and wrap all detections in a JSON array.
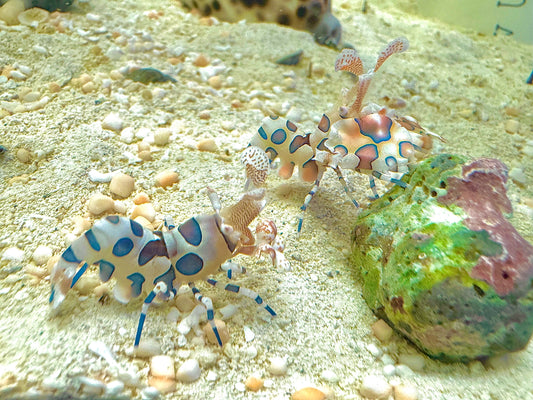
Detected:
[
  {"left": 372, "top": 170, "right": 408, "bottom": 189},
  {"left": 368, "top": 176, "right": 380, "bottom": 199},
  {"left": 189, "top": 283, "right": 223, "bottom": 346},
  {"left": 298, "top": 171, "right": 325, "bottom": 233},
  {"left": 221, "top": 260, "right": 247, "bottom": 279},
  {"left": 206, "top": 278, "right": 276, "bottom": 317},
  {"left": 332, "top": 166, "right": 360, "bottom": 208},
  {"left": 134, "top": 282, "right": 172, "bottom": 348}
]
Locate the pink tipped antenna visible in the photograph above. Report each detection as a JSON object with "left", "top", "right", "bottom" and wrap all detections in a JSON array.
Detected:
[
  {"left": 373, "top": 36, "right": 409, "bottom": 72},
  {"left": 335, "top": 48, "right": 364, "bottom": 76}
]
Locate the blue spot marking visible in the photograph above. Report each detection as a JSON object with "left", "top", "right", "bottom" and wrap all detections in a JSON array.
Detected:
[
  {"left": 84, "top": 229, "right": 101, "bottom": 251},
  {"left": 62, "top": 246, "right": 80, "bottom": 263},
  {"left": 106, "top": 215, "right": 120, "bottom": 224},
  {"left": 130, "top": 219, "right": 144, "bottom": 237},
  {"left": 99, "top": 260, "right": 115, "bottom": 282},
  {"left": 271, "top": 128, "right": 287, "bottom": 145},
  {"left": 317, "top": 138, "right": 328, "bottom": 151},
  {"left": 49, "top": 287, "right": 55, "bottom": 303},
  {"left": 289, "top": 135, "right": 308, "bottom": 154},
  {"left": 254, "top": 295, "right": 264, "bottom": 304},
  {"left": 112, "top": 237, "right": 134, "bottom": 257},
  {"left": 225, "top": 284, "right": 240, "bottom": 293},
  {"left": 178, "top": 217, "right": 202, "bottom": 246},
  {"left": 175, "top": 253, "right": 204, "bottom": 276},
  {"left": 334, "top": 144, "right": 348, "bottom": 156},
  {"left": 153, "top": 266, "right": 176, "bottom": 291},
  {"left": 258, "top": 126, "right": 268, "bottom": 140},
  {"left": 207, "top": 278, "right": 217, "bottom": 286},
  {"left": 270, "top": 115, "right": 279, "bottom": 120},
  {"left": 286, "top": 120, "right": 297, "bottom": 132},
  {"left": 357, "top": 117, "right": 392, "bottom": 143},
  {"left": 138, "top": 239, "right": 168, "bottom": 266},
  {"left": 207, "top": 310, "right": 214, "bottom": 320},
  {"left": 127, "top": 273, "right": 145, "bottom": 298},
  {"left": 134, "top": 312, "right": 146, "bottom": 347}
]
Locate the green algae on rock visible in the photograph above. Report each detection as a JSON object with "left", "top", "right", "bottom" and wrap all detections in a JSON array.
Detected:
[{"left": 351, "top": 154, "right": 533, "bottom": 362}]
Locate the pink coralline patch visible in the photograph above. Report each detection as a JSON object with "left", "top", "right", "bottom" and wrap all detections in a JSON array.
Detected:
[{"left": 438, "top": 158, "right": 533, "bottom": 297}]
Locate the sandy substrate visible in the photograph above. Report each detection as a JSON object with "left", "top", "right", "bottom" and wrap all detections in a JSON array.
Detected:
[{"left": 0, "top": 0, "right": 532, "bottom": 399}]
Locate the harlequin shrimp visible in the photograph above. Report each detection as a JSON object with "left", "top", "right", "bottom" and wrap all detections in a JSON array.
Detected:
[
  {"left": 179, "top": 0, "right": 342, "bottom": 46},
  {"left": 241, "top": 37, "right": 444, "bottom": 232},
  {"left": 49, "top": 188, "right": 288, "bottom": 347}
]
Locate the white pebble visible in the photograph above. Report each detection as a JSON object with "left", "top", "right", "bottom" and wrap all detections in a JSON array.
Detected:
[
  {"left": 321, "top": 369, "right": 339, "bottom": 383},
  {"left": 381, "top": 354, "right": 395, "bottom": 366},
  {"left": 176, "top": 359, "right": 201, "bottom": 383},
  {"left": 141, "top": 386, "right": 160, "bottom": 400},
  {"left": 150, "top": 355, "right": 174, "bottom": 379},
  {"left": 395, "top": 364, "right": 414, "bottom": 377},
  {"left": 366, "top": 343, "right": 383, "bottom": 359},
  {"left": 244, "top": 346, "right": 258, "bottom": 359},
  {"left": 398, "top": 354, "right": 425, "bottom": 371},
  {"left": 32, "top": 245, "right": 52, "bottom": 265},
  {"left": 102, "top": 113, "right": 124, "bottom": 132},
  {"left": 79, "top": 376, "right": 106, "bottom": 396},
  {"left": 243, "top": 326, "right": 255, "bottom": 342},
  {"left": 359, "top": 375, "right": 391, "bottom": 399},
  {"left": 105, "top": 380, "right": 124, "bottom": 396},
  {"left": 135, "top": 338, "right": 162, "bottom": 358},
  {"left": 2, "top": 247, "right": 24, "bottom": 262},
  {"left": 33, "top": 45, "right": 49, "bottom": 55},
  {"left": 268, "top": 356, "right": 288, "bottom": 376},
  {"left": 219, "top": 304, "right": 239, "bottom": 319},
  {"left": 120, "top": 127, "right": 135, "bottom": 144},
  {"left": 509, "top": 167, "right": 526, "bottom": 184},
  {"left": 88, "top": 341, "right": 117, "bottom": 368},
  {"left": 383, "top": 364, "right": 396, "bottom": 377},
  {"left": 9, "top": 70, "right": 27, "bottom": 80},
  {"left": 86, "top": 13, "right": 101, "bottom": 21},
  {"left": 206, "top": 371, "right": 217, "bottom": 382},
  {"left": 88, "top": 169, "right": 118, "bottom": 183}
]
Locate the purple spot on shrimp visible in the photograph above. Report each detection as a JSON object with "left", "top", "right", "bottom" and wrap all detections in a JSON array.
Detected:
[
  {"left": 112, "top": 237, "right": 134, "bottom": 257},
  {"left": 286, "top": 120, "right": 297, "bottom": 132},
  {"left": 334, "top": 145, "right": 348, "bottom": 156},
  {"left": 99, "top": 260, "right": 115, "bottom": 282},
  {"left": 178, "top": 217, "right": 202, "bottom": 246},
  {"left": 127, "top": 273, "right": 145, "bottom": 298},
  {"left": 175, "top": 253, "right": 204, "bottom": 276},
  {"left": 318, "top": 114, "right": 330, "bottom": 132},
  {"left": 271, "top": 128, "right": 287, "bottom": 145},
  {"left": 138, "top": 239, "right": 168, "bottom": 266},
  {"left": 357, "top": 115, "right": 392, "bottom": 143},
  {"left": 289, "top": 134, "right": 309, "bottom": 154}
]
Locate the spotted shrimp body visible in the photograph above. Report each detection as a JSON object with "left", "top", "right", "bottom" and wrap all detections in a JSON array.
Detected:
[
  {"left": 242, "top": 37, "right": 443, "bottom": 232},
  {"left": 50, "top": 189, "right": 286, "bottom": 347}
]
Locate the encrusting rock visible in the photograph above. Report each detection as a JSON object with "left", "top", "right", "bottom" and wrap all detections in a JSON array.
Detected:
[{"left": 352, "top": 154, "right": 533, "bottom": 362}]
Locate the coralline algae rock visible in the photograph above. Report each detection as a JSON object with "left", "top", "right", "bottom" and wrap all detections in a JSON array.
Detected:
[{"left": 352, "top": 154, "right": 533, "bottom": 362}]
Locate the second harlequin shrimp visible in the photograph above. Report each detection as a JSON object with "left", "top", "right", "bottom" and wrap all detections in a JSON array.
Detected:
[
  {"left": 242, "top": 37, "right": 444, "bottom": 232},
  {"left": 50, "top": 188, "right": 288, "bottom": 347}
]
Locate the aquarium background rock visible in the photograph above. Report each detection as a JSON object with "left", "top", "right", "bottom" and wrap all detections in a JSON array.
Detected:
[{"left": 351, "top": 154, "right": 533, "bottom": 362}]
